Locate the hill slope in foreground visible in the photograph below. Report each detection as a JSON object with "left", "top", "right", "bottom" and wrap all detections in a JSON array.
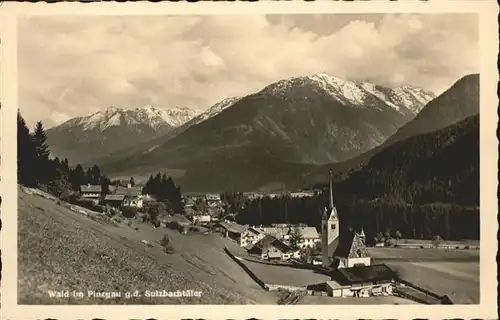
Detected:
[{"left": 18, "top": 187, "right": 277, "bottom": 304}]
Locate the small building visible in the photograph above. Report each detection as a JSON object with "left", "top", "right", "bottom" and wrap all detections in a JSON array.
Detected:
[
  {"left": 104, "top": 194, "right": 126, "bottom": 208},
  {"left": 242, "top": 227, "right": 266, "bottom": 247},
  {"left": 248, "top": 235, "right": 296, "bottom": 260},
  {"left": 307, "top": 264, "right": 395, "bottom": 298},
  {"left": 161, "top": 214, "right": 192, "bottom": 234},
  {"left": 192, "top": 214, "right": 212, "bottom": 225},
  {"left": 205, "top": 193, "right": 222, "bottom": 207},
  {"left": 80, "top": 184, "right": 102, "bottom": 200},
  {"left": 334, "top": 230, "right": 371, "bottom": 269},
  {"left": 256, "top": 226, "right": 290, "bottom": 243},
  {"left": 289, "top": 191, "right": 315, "bottom": 198},
  {"left": 216, "top": 222, "right": 250, "bottom": 246},
  {"left": 114, "top": 185, "right": 144, "bottom": 208},
  {"left": 292, "top": 226, "right": 320, "bottom": 249}
]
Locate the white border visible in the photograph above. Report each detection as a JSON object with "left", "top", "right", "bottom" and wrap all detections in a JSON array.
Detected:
[{"left": 0, "top": 1, "right": 498, "bottom": 319}]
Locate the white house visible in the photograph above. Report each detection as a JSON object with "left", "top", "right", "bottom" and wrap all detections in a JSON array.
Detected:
[
  {"left": 293, "top": 226, "right": 320, "bottom": 249},
  {"left": 80, "top": 184, "right": 102, "bottom": 200},
  {"left": 205, "top": 193, "right": 222, "bottom": 208},
  {"left": 192, "top": 214, "right": 212, "bottom": 225}
]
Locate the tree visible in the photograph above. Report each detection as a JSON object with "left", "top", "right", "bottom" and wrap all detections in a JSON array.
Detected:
[
  {"left": 383, "top": 230, "right": 392, "bottom": 241},
  {"left": 394, "top": 230, "right": 402, "bottom": 241},
  {"left": 129, "top": 176, "right": 135, "bottom": 187},
  {"left": 70, "top": 164, "right": 86, "bottom": 191},
  {"left": 374, "top": 232, "right": 385, "bottom": 244},
  {"left": 432, "top": 235, "right": 443, "bottom": 247},
  {"left": 289, "top": 227, "right": 304, "bottom": 249},
  {"left": 17, "top": 112, "right": 37, "bottom": 186},
  {"left": 32, "top": 121, "right": 50, "bottom": 162}
]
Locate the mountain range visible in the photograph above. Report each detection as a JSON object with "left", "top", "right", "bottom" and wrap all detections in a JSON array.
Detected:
[
  {"left": 46, "top": 106, "right": 200, "bottom": 164},
  {"left": 94, "top": 73, "right": 435, "bottom": 182},
  {"left": 174, "top": 73, "right": 478, "bottom": 192},
  {"left": 42, "top": 72, "right": 480, "bottom": 194}
]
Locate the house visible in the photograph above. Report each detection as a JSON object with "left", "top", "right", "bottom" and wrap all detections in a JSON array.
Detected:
[
  {"left": 205, "top": 193, "right": 222, "bottom": 207},
  {"left": 161, "top": 214, "right": 192, "bottom": 234},
  {"left": 291, "top": 226, "right": 320, "bottom": 249},
  {"left": 104, "top": 194, "right": 126, "bottom": 208},
  {"left": 216, "top": 222, "right": 250, "bottom": 246},
  {"left": 80, "top": 184, "right": 102, "bottom": 201},
  {"left": 248, "top": 235, "right": 296, "bottom": 260},
  {"left": 242, "top": 227, "right": 266, "bottom": 247},
  {"left": 115, "top": 185, "right": 144, "bottom": 208},
  {"left": 256, "top": 226, "right": 290, "bottom": 243},
  {"left": 289, "top": 191, "right": 315, "bottom": 198},
  {"left": 192, "top": 214, "right": 212, "bottom": 225},
  {"left": 307, "top": 264, "right": 395, "bottom": 298}
]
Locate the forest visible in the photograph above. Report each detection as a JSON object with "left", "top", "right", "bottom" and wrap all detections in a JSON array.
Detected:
[{"left": 233, "top": 115, "right": 480, "bottom": 242}]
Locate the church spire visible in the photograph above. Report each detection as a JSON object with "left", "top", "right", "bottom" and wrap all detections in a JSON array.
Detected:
[{"left": 328, "top": 169, "right": 334, "bottom": 210}]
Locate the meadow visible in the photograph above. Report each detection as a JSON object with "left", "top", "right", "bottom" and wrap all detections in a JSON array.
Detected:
[
  {"left": 17, "top": 187, "right": 277, "bottom": 304},
  {"left": 368, "top": 247, "right": 479, "bottom": 304}
]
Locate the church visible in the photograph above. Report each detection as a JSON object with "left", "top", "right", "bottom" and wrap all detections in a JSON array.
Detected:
[
  {"left": 306, "top": 171, "right": 396, "bottom": 299},
  {"left": 321, "top": 170, "right": 371, "bottom": 269}
]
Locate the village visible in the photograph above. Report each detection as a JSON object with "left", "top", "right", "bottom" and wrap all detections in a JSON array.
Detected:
[{"left": 63, "top": 171, "right": 479, "bottom": 305}]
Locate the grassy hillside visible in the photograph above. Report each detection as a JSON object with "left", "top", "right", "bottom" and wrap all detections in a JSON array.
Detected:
[{"left": 18, "top": 187, "right": 277, "bottom": 304}]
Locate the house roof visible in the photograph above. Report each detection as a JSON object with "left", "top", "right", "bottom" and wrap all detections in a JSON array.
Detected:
[
  {"left": 114, "top": 186, "right": 142, "bottom": 196},
  {"left": 81, "top": 185, "right": 102, "bottom": 193},
  {"left": 218, "top": 222, "right": 248, "bottom": 234},
  {"left": 105, "top": 194, "right": 126, "bottom": 201},
  {"left": 251, "top": 235, "right": 294, "bottom": 253},
  {"left": 163, "top": 214, "right": 192, "bottom": 225},
  {"left": 205, "top": 193, "right": 221, "bottom": 200},
  {"left": 338, "top": 264, "right": 395, "bottom": 284},
  {"left": 289, "top": 226, "right": 319, "bottom": 239},
  {"left": 334, "top": 230, "right": 370, "bottom": 259},
  {"left": 257, "top": 227, "right": 289, "bottom": 238}
]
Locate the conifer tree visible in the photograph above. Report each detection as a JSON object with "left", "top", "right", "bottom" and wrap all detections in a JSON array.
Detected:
[{"left": 17, "top": 112, "right": 37, "bottom": 186}]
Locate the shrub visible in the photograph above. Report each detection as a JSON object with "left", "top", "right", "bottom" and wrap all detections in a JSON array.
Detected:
[
  {"left": 464, "top": 245, "right": 470, "bottom": 249},
  {"left": 122, "top": 206, "right": 138, "bottom": 218},
  {"left": 160, "top": 234, "right": 170, "bottom": 247},
  {"left": 160, "top": 234, "right": 174, "bottom": 254}
]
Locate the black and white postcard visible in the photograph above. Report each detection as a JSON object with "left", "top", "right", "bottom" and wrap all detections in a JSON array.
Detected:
[{"left": 0, "top": 1, "right": 498, "bottom": 319}]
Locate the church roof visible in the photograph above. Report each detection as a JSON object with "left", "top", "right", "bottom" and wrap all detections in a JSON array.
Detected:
[
  {"left": 334, "top": 230, "right": 370, "bottom": 259},
  {"left": 249, "top": 235, "right": 294, "bottom": 254},
  {"left": 338, "top": 264, "right": 395, "bottom": 284}
]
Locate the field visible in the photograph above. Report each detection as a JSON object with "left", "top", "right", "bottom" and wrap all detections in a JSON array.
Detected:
[
  {"left": 368, "top": 247, "right": 479, "bottom": 304},
  {"left": 238, "top": 259, "right": 331, "bottom": 287},
  {"left": 18, "top": 188, "right": 277, "bottom": 304}
]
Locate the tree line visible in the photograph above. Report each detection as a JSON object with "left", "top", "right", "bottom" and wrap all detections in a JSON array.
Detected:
[
  {"left": 232, "top": 192, "right": 479, "bottom": 242},
  {"left": 142, "top": 173, "right": 183, "bottom": 214},
  {"left": 17, "top": 111, "right": 110, "bottom": 197}
]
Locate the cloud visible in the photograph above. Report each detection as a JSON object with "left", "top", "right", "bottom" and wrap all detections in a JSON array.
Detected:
[{"left": 18, "top": 13, "right": 478, "bottom": 128}]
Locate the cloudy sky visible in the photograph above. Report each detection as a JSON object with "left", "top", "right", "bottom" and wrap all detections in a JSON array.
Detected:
[{"left": 19, "top": 13, "right": 478, "bottom": 128}]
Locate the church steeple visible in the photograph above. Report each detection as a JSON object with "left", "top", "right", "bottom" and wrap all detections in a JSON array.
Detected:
[
  {"left": 325, "top": 169, "right": 338, "bottom": 220},
  {"left": 328, "top": 169, "right": 334, "bottom": 210}
]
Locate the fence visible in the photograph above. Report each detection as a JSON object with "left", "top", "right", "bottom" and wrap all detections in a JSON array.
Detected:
[
  {"left": 396, "top": 278, "right": 454, "bottom": 304},
  {"left": 224, "top": 247, "right": 266, "bottom": 289}
]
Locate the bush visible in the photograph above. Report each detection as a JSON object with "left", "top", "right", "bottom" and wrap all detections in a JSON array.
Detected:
[
  {"left": 122, "top": 206, "right": 138, "bottom": 218},
  {"left": 160, "top": 234, "right": 170, "bottom": 247},
  {"left": 160, "top": 234, "right": 174, "bottom": 254}
]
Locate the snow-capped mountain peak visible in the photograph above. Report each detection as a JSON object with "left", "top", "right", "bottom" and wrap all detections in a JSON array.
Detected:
[
  {"left": 308, "top": 73, "right": 368, "bottom": 106},
  {"left": 55, "top": 105, "right": 200, "bottom": 133},
  {"left": 187, "top": 96, "right": 242, "bottom": 126},
  {"left": 262, "top": 72, "right": 435, "bottom": 115}
]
